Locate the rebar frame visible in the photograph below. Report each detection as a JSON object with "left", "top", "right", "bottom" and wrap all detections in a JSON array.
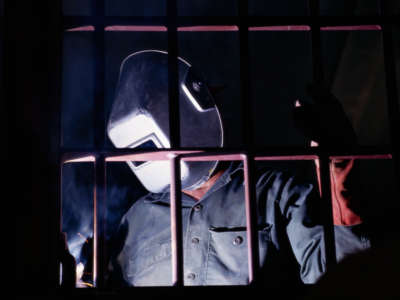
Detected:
[{"left": 57, "top": 0, "right": 399, "bottom": 291}]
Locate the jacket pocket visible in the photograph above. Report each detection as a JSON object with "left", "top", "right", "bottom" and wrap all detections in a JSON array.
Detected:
[
  {"left": 127, "top": 240, "right": 172, "bottom": 285},
  {"left": 205, "top": 225, "right": 273, "bottom": 285}
]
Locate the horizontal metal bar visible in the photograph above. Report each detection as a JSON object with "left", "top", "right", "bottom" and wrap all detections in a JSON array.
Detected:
[
  {"left": 62, "top": 154, "right": 96, "bottom": 163},
  {"left": 62, "top": 15, "right": 400, "bottom": 30},
  {"left": 177, "top": 152, "right": 245, "bottom": 161},
  {"left": 329, "top": 154, "right": 392, "bottom": 160},
  {"left": 105, "top": 25, "right": 167, "bottom": 31},
  {"left": 249, "top": 25, "right": 310, "bottom": 31},
  {"left": 60, "top": 147, "right": 394, "bottom": 163},
  {"left": 66, "top": 24, "right": 384, "bottom": 32},
  {"left": 60, "top": 145, "right": 394, "bottom": 153},
  {"left": 255, "top": 155, "right": 318, "bottom": 161},
  {"left": 320, "top": 25, "right": 381, "bottom": 30},
  {"left": 66, "top": 25, "right": 95, "bottom": 31},
  {"left": 63, "top": 16, "right": 167, "bottom": 28},
  {"left": 177, "top": 25, "right": 238, "bottom": 31}
]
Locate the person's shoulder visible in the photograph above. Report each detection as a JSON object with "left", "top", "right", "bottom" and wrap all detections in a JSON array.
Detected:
[
  {"left": 122, "top": 192, "right": 157, "bottom": 219},
  {"left": 229, "top": 162, "right": 289, "bottom": 182},
  {"left": 255, "top": 164, "right": 316, "bottom": 196},
  {"left": 255, "top": 166, "right": 292, "bottom": 186}
]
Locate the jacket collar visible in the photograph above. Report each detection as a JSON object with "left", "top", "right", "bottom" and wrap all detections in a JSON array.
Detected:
[{"left": 143, "top": 162, "right": 243, "bottom": 207}]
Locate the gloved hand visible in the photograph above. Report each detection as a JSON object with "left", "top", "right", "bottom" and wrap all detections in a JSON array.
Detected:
[
  {"left": 294, "top": 83, "right": 362, "bottom": 226},
  {"left": 293, "top": 83, "right": 357, "bottom": 147}
]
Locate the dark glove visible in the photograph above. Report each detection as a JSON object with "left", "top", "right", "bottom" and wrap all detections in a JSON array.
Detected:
[{"left": 293, "top": 83, "right": 357, "bottom": 147}]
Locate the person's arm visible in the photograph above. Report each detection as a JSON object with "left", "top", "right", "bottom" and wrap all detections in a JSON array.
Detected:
[
  {"left": 107, "top": 216, "right": 131, "bottom": 287},
  {"left": 293, "top": 83, "right": 363, "bottom": 226},
  {"left": 275, "top": 173, "right": 369, "bottom": 283}
]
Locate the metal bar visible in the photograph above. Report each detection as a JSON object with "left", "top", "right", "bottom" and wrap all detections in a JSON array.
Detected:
[
  {"left": 320, "top": 25, "right": 381, "bottom": 31},
  {"left": 309, "top": 1, "right": 324, "bottom": 84},
  {"left": 105, "top": 25, "right": 167, "bottom": 31},
  {"left": 238, "top": 0, "right": 253, "bottom": 149},
  {"left": 249, "top": 25, "right": 311, "bottom": 31},
  {"left": 242, "top": 154, "right": 260, "bottom": 285},
  {"left": 329, "top": 154, "right": 392, "bottom": 160},
  {"left": 62, "top": 15, "right": 400, "bottom": 29},
  {"left": 93, "top": 154, "right": 107, "bottom": 288},
  {"left": 53, "top": 0, "right": 64, "bottom": 288},
  {"left": 92, "top": 162, "right": 98, "bottom": 286},
  {"left": 381, "top": 22, "right": 400, "bottom": 189},
  {"left": 59, "top": 148, "right": 394, "bottom": 163},
  {"left": 169, "top": 154, "right": 184, "bottom": 286},
  {"left": 177, "top": 25, "right": 238, "bottom": 31},
  {"left": 167, "top": 0, "right": 180, "bottom": 149},
  {"left": 175, "top": 151, "right": 261, "bottom": 284},
  {"left": 93, "top": 0, "right": 105, "bottom": 150},
  {"left": 59, "top": 24, "right": 390, "bottom": 33},
  {"left": 317, "top": 155, "right": 337, "bottom": 266},
  {"left": 92, "top": 1, "right": 106, "bottom": 288},
  {"left": 58, "top": 157, "right": 65, "bottom": 286},
  {"left": 60, "top": 144, "right": 395, "bottom": 155},
  {"left": 309, "top": 0, "right": 337, "bottom": 270}
]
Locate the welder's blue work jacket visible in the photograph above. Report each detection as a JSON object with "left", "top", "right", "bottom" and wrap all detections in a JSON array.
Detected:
[{"left": 109, "top": 163, "right": 370, "bottom": 286}]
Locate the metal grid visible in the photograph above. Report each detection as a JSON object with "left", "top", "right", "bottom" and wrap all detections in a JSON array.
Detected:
[{"left": 58, "top": 0, "right": 399, "bottom": 291}]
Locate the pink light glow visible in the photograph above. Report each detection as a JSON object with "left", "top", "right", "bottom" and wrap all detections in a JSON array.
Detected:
[
  {"left": 249, "top": 25, "right": 311, "bottom": 31},
  {"left": 66, "top": 26, "right": 95, "bottom": 32},
  {"left": 330, "top": 154, "right": 392, "bottom": 160},
  {"left": 178, "top": 26, "right": 239, "bottom": 32},
  {"left": 105, "top": 150, "right": 204, "bottom": 162},
  {"left": 321, "top": 25, "right": 382, "bottom": 31},
  {"left": 105, "top": 25, "right": 167, "bottom": 32},
  {"left": 62, "top": 155, "right": 96, "bottom": 163},
  {"left": 180, "top": 153, "right": 244, "bottom": 161},
  {"left": 62, "top": 152, "right": 392, "bottom": 163},
  {"left": 255, "top": 155, "right": 319, "bottom": 161}
]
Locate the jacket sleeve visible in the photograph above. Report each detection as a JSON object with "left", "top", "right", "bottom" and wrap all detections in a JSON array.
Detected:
[
  {"left": 107, "top": 215, "right": 131, "bottom": 287},
  {"left": 272, "top": 172, "right": 370, "bottom": 283}
]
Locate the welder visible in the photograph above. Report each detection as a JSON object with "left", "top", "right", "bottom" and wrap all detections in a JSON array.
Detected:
[{"left": 106, "top": 50, "right": 369, "bottom": 287}]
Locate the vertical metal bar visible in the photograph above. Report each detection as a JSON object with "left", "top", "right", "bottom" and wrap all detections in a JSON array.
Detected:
[
  {"left": 167, "top": 0, "right": 180, "bottom": 148},
  {"left": 318, "top": 156, "right": 337, "bottom": 266},
  {"left": 167, "top": 0, "right": 183, "bottom": 285},
  {"left": 309, "top": 0, "right": 324, "bottom": 84},
  {"left": 92, "top": 0, "right": 106, "bottom": 288},
  {"left": 381, "top": 21, "right": 400, "bottom": 186},
  {"left": 58, "top": 160, "right": 65, "bottom": 287},
  {"left": 308, "top": 0, "right": 337, "bottom": 269},
  {"left": 54, "top": 0, "right": 64, "bottom": 287},
  {"left": 169, "top": 154, "right": 184, "bottom": 286},
  {"left": 238, "top": 0, "right": 254, "bottom": 149},
  {"left": 94, "top": 0, "right": 105, "bottom": 149},
  {"left": 242, "top": 154, "right": 260, "bottom": 285},
  {"left": 93, "top": 162, "right": 98, "bottom": 286},
  {"left": 239, "top": 0, "right": 258, "bottom": 281},
  {"left": 93, "top": 154, "right": 107, "bottom": 287}
]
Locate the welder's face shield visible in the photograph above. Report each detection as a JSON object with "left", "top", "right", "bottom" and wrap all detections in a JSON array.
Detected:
[{"left": 107, "top": 50, "right": 223, "bottom": 193}]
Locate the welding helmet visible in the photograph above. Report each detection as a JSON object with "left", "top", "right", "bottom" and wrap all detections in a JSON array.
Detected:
[{"left": 107, "top": 50, "right": 224, "bottom": 193}]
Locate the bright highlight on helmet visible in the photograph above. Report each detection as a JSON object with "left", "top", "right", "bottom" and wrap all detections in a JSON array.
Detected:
[{"left": 181, "top": 83, "right": 209, "bottom": 112}]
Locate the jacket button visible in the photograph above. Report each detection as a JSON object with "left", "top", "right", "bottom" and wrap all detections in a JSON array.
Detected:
[
  {"left": 192, "top": 237, "right": 200, "bottom": 244},
  {"left": 187, "top": 273, "right": 196, "bottom": 280},
  {"left": 233, "top": 236, "right": 243, "bottom": 246},
  {"left": 193, "top": 204, "right": 202, "bottom": 211}
]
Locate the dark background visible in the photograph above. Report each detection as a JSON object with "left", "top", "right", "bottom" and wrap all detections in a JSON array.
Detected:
[{"left": 9, "top": 0, "right": 400, "bottom": 298}]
